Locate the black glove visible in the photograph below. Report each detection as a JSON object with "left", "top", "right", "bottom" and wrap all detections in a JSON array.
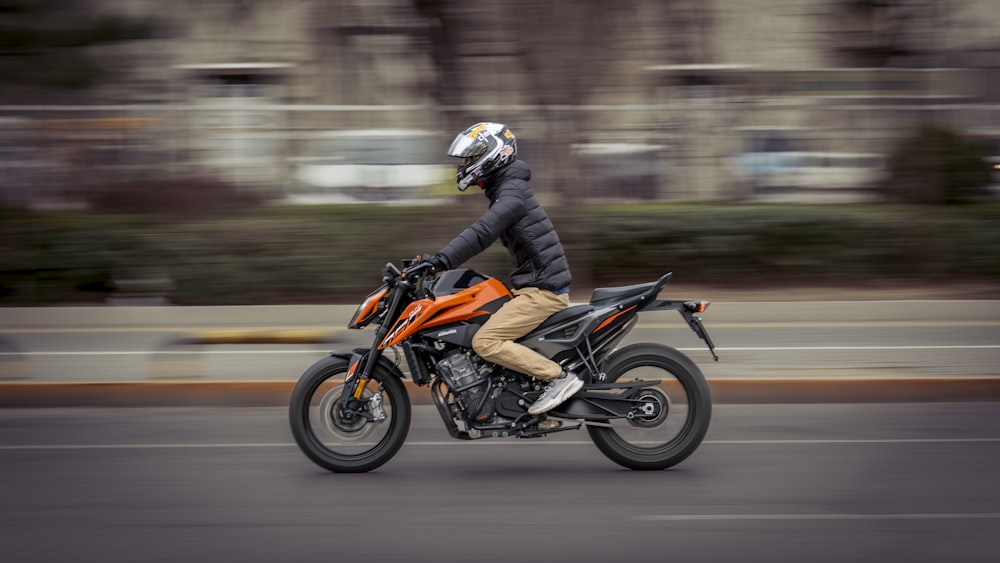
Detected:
[{"left": 411, "top": 252, "right": 447, "bottom": 274}]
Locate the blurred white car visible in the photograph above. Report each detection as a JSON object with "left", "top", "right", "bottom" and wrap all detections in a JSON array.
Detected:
[
  {"left": 727, "top": 126, "right": 885, "bottom": 201},
  {"left": 288, "top": 129, "right": 451, "bottom": 204},
  {"left": 730, "top": 151, "right": 887, "bottom": 190}
]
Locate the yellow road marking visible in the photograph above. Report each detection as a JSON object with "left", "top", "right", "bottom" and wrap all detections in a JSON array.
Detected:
[
  {"left": 635, "top": 321, "right": 1000, "bottom": 329},
  {"left": 2, "top": 320, "right": 999, "bottom": 335},
  {"left": 0, "top": 326, "right": 343, "bottom": 335}
]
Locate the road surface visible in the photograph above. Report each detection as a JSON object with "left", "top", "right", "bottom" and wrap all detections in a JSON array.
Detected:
[{"left": 2, "top": 403, "right": 998, "bottom": 563}]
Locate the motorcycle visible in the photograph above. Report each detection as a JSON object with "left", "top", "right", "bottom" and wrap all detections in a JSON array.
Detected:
[{"left": 289, "top": 259, "right": 719, "bottom": 473}]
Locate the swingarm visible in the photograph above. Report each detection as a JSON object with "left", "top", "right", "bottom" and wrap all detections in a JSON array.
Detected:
[{"left": 547, "top": 379, "right": 664, "bottom": 421}]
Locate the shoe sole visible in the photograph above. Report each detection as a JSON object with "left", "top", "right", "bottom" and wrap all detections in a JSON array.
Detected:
[{"left": 527, "top": 377, "right": 584, "bottom": 415}]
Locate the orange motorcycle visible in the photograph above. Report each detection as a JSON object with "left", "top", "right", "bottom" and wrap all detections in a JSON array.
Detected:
[{"left": 289, "top": 259, "right": 718, "bottom": 473}]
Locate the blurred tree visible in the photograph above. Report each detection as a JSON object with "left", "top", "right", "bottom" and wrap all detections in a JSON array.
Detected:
[
  {"left": 831, "top": 0, "right": 949, "bottom": 67},
  {"left": 882, "top": 125, "right": 993, "bottom": 204},
  {"left": 0, "top": 0, "right": 156, "bottom": 92},
  {"left": 515, "top": 1, "right": 619, "bottom": 204},
  {"left": 412, "top": 0, "right": 461, "bottom": 110},
  {"left": 412, "top": 0, "right": 633, "bottom": 205},
  {"left": 662, "top": 0, "right": 714, "bottom": 66}
]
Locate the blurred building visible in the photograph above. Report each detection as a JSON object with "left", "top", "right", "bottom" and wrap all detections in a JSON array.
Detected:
[{"left": 1, "top": 0, "right": 999, "bottom": 207}]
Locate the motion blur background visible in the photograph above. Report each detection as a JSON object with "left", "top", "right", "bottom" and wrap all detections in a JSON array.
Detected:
[
  {"left": 3, "top": 8, "right": 1000, "bottom": 562},
  {"left": 2, "top": 0, "right": 1000, "bottom": 304}
]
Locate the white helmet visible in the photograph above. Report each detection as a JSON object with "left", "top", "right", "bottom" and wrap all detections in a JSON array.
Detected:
[{"left": 446, "top": 122, "right": 517, "bottom": 191}]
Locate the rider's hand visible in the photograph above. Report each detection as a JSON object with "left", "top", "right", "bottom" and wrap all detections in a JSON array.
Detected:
[{"left": 411, "top": 253, "right": 446, "bottom": 274}]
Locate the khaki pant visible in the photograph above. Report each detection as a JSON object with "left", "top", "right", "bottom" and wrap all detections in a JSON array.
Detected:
[{"left": 471, "top": 287, "right": 570, "bottom": 381}]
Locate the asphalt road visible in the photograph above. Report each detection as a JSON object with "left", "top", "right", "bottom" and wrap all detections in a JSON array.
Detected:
[
  {"left": 2, "top": 403, "right": 999, "bottom": 563},
  {"left": 2, "top": 300, "right": 999, "bottom": 382}
]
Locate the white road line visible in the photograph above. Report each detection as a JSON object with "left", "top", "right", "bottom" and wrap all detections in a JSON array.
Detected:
[
  {"left": 0, "top": 443, "right": 298, "bottom": 450},
  {"left": 635, "top": 513, "right": 1000, "bottom": 522},
  {"left": 2, "top": 345, "right": 999, "bottom": 357},
  {"left": 2, "top": 437, "right": 998, "bottom": 451},
  {"left": 4, "top": 319, "right": 998, "bottom": 335},
  {"left": 637, "top": 321, "right": 1000, "bottom": 329},
  {"left": 0, "top": 350, "right": 327, "bottom": 356},
  {"left": 705, "top": 438, "right": 1000, "bottom": 444},
  {"left": 714, "top": 345, "right": 1000, "bottom": 352}
]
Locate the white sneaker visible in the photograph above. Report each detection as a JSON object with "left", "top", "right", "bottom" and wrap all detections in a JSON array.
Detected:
[{"left": 528, "top": 370, "right": 583, "bottom": 415}]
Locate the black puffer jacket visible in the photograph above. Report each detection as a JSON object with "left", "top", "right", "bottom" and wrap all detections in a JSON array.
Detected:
[{"left": 436, "top": 160, "right": 572, "bottom": 291}]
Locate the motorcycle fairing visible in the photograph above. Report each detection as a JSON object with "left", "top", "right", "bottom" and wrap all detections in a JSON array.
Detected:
[
  {"left": 380, "top": 275, "right": 511, "bottom": 349},
  {"left": 516, "top": 301, "right": 641, "bottom": 362},
  {"left": 418, "top": 323, "right": 480, "bottom": 348},
  {"left": 428, "top": 269, "right": 493, "bottom": 296},
  {"left": 417, "top": 302, "right": 606, "bottom": 351}
]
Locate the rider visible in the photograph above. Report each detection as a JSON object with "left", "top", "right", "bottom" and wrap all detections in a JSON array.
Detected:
[{"left": 414, "top": 122, "right": 584, "bottom": 415}]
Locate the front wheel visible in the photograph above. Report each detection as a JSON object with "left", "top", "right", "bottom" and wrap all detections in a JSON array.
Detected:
[
  {"left": 289, "top": 354, "right": 411, "bottom": 473},
  {"left": 587, "top": 343, "right": 712, "bottom": 470}
]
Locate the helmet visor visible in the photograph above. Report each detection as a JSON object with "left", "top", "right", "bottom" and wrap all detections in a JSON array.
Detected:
[{"left": 447, "top": 134, "right": 488, "bottom": 158}]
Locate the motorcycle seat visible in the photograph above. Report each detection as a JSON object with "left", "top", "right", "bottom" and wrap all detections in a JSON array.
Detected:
[{"left": 589, "top": 273, "right": 672, "bottom": 307}]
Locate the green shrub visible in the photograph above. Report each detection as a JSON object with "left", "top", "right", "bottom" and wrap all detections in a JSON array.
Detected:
[
  {"left": 2, "top": 204, "right": 999, "bottom": 305},
  {"left": 882, "top": 125, "right": 993, "bottom": 204},
  {"left": 0, "top": 212, "right": 142, "bottom": 303}
]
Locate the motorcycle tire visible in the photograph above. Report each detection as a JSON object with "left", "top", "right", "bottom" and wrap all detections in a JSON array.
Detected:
[
  {"left": 289, "top": 354, "right": 411, "bottom": 473},
  {"left": 587, "top": 343, "right": 712, "bottom": 470}
]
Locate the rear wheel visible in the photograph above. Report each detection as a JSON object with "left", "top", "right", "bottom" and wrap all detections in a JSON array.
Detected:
[
  {"left": 587, "top": 343, "right": 712, "bottom": 470},
  {"left": 289, "top": 355, "right": 411, "bottom": 473}
]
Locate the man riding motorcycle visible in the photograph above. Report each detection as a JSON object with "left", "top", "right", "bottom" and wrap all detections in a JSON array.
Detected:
[{"left": 414, "top": 122, "right": 584, "bottom": 415}]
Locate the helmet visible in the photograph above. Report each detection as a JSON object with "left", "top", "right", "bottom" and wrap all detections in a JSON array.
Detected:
[{"left": 447, "top": 122, "right": 517, "bottom": 191}]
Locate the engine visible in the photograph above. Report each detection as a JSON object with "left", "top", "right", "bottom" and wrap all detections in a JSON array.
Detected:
[{"left": 435, "top": 350, "right": 494, "bottom": 422}]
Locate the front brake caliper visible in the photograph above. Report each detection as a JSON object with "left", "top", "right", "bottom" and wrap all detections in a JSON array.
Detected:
[{"left": 368, "top": 390, "right": 386, "bottom": 422}]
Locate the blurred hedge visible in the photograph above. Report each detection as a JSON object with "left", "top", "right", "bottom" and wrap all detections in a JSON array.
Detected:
[
  {"left": 573, "top": 204, "right": 1000, "bottom": 285},
  {"left": 2, "top": 203, "right": 999, "bottom": 305},
  {"left": 881, "top": 125, "right": 995, "bottom": 204}
]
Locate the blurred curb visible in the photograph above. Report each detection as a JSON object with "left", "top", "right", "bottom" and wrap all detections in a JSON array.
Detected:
[
  {"left": 0, "top": 336, "right": 24, "bottom": 381},
  {"left": 176, "top": 330, "right": 342, "bottom": 346},
  {"left": 1, "top": 377, "right": 998, "bottom": 408},
  {"left": 147, "top": 330, "right": 345, "bottom": 379}
]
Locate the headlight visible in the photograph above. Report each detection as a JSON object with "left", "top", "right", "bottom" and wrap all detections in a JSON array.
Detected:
[{"left": 348, "top": 286, "right": 388, "bottom": 329}]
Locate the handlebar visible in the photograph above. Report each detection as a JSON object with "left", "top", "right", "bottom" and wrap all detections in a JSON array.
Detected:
[{"left": 401, "top": 261, "right": 435, "bottom": 278}]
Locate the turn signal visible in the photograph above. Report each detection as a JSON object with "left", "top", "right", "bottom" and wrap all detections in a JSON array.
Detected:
[{"left": 684, "top": 301, "right": 711, "bottom": 313}]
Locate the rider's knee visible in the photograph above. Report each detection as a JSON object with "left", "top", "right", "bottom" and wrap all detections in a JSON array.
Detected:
[{"left": 471, "top": 331, "right": 502, "bottom": 359}]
